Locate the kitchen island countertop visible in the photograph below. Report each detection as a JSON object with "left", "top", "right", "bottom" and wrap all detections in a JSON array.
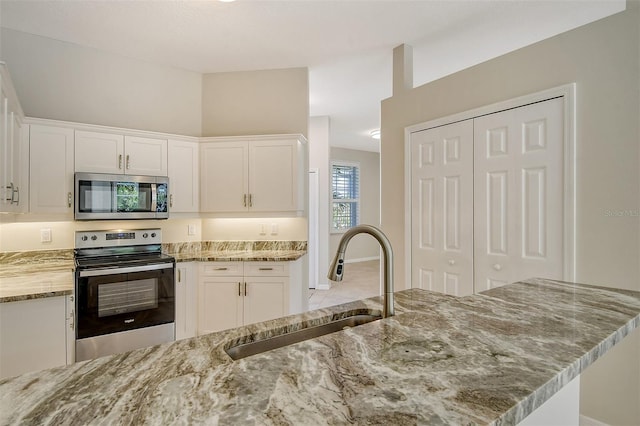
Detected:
[{"left": 1, "top": 278, "right": 639, "bottom": 425}]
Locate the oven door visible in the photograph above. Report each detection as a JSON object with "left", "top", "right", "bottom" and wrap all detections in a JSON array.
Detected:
[{"left": 76, "top": 262, "right": 175, "bottom": 340}]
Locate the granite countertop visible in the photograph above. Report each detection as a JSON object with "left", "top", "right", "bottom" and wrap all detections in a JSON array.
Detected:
[
  {"left": 1, "top": 278, "right": 638, "bottom": 425},
  {"left": 172, "top": 249, "right": 307, "bottom": 262},
  {"left": 0, "top": 250, "right": 75, "bottom": 303},
  {"left": 0, "top": 242, "right": 307, "bottom": 302}
]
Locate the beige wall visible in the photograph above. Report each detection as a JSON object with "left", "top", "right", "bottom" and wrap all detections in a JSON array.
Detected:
[
  {"left": 381, "top": 3, "right": 639, "bottom": 424},
  {"left": 0, "top": 29, "right": 202, "bottom": 137},
  {"left": 0, "top": 217, "right": 307, "bottom": 252},
  {"left": 309, "top": 116, "right": 331, "bottom": 288},
  {"left": 202, "top": 68, "right": 308, "bottom": 137},
  {"left": 330, "top": 147, "right": 380, "bottom": 262}
]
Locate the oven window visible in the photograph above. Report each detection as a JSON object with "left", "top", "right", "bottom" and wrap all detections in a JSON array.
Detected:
[{"left": 98, "top": 278, "right": 158, "bottom": 317}]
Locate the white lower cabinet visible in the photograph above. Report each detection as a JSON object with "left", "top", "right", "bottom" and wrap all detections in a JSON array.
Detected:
[
  {"left": 0, "top": 295, "right": 72, "bottom": 379},
  {"left": 175, "top": 262, "right": 198, "bottom": 340},
  {"left": 198, "top": 261, "right": 290, "bottom": 335}
]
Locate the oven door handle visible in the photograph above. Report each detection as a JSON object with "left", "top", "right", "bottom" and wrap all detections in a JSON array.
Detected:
[{"left": 78, "top": 263, "right": 174, "bottom": 277}]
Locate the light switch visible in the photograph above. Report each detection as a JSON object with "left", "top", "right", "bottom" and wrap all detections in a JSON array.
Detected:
[
  {"left": 40, "top": 228, "right": 52, "bottom": 243},
  {"left": 270, "top": 223, "right": 279, "bottom": 235},
  {"left": 259, "top": 224, "right": 267, "bottom": 235},
  {"left": 188, "top": 224, "right": 196, "bottom": 236}
]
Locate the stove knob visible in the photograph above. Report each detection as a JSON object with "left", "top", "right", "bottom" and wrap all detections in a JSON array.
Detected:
[
  {"left": 143, "top": 233, "right": 149, "bottom": 238},
  {"left": 91, "top": 235, "right": 98, "bottom": 241},
  {"left": 151, "top": 232, "right": 157, "bottom": 238},
  {"left": 81, "top": 235, "right": 88, "bottom": 242}
]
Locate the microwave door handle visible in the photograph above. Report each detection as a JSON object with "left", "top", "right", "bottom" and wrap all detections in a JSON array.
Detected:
[{"left": 151, "top": 184, "right": 157, "bottom": 212}]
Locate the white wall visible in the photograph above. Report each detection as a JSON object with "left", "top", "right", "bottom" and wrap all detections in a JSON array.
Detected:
[
  {"left": 329, "top": 147, "right": 380, "bottom": 262},
  {"left": 309, "top": 116, "right": 330, "bottom": 288},
  {"left": 202, "top": 68, "right": 309, "bottom": 137},
  {"left": 381, "top": 3, "right": 639, "bottom": 424},
  {"left": 0, "top": 29, "right": 202, "bottom": 137}
]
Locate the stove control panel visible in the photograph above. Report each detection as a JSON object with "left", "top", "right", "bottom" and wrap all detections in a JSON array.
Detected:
[{"left": 75, "top": 229, "right": 163, "bottom": 248}]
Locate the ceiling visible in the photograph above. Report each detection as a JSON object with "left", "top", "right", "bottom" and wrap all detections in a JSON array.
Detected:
[{"left": 0, "top": 0, "right": 625, "bottom": 152}]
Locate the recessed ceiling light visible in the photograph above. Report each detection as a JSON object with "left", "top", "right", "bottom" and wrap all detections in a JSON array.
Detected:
[{"left": 370, "top": 129, "right": 381, "bottom": 140}]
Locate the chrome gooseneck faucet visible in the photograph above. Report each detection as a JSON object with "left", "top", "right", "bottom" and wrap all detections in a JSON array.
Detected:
[{"left": 328, "top": 224, "right": 394, "bottom": 318}]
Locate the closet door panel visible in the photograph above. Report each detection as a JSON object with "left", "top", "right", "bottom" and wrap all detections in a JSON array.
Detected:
[
  {"left": 474, "top": 97, "right": 564, "bottom": 291},
  {"left": 411, "top": 120, "right": 473, "bottom": 296}
]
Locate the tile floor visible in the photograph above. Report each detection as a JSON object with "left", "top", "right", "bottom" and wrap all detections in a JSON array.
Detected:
[{"left": 308, "top": 260, "right": 381, "bottom": 310}]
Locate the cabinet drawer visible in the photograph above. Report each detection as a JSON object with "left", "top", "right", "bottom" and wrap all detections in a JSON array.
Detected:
[
  {"left": 244, "top": 262, "right": 289, "bottom": 277},
  {"left": 200, "top": 262, "right": 243, "bottom": 276}
]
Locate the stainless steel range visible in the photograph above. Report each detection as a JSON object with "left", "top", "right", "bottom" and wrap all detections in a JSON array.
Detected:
[{"left": 74, "top": 229, "right": 175, "bottom": 361}]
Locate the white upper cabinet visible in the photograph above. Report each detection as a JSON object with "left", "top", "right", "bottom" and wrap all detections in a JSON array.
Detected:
[
  {"left": 124, "top": 136, "right": 168, "bottom": 176},
  {"left": 200, "top": 135, "right": 306, "bottom": 214},
  {"left": 200, "top": 141, "right": 248, "bottom": 213},
  {"left": 0, "top": 63, "right": 28, "bottom": 213},
  {"left": 75, "top": 131, "right": 168, "bottom": 176},
  {"left": 29, "top": 125, "right": 75, "bottom": 214},
  {"left": 74, "top": 131, "right": 123, "bottom": 174},
  {"left": 168, "top": 139, "right": 199, "bottom": 213}
]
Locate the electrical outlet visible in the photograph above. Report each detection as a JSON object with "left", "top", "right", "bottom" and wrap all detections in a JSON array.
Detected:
[
  {"left": 188, "top": 224, "right": 196, "bottom": 236},
  {"left": 259, "top": 224, "right": 267, "bottom": 235},
  {"left": 270, "top": 223, "right": 279, "bottom": 235},
  {"left": 40, "top": 228, "right": 52, "bottom": 243}
]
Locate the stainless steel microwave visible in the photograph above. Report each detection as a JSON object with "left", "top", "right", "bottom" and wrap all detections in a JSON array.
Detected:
[{"left": 75, "top": 173, "right": 169, "bottom": 220}]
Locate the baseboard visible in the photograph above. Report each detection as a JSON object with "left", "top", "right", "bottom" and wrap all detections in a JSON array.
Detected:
[
  {"left": 579, "top": 414, "right": 609, "bottom": 426},
  {"left": 344, "top": 256, "right": 380, "bottom": 264}
]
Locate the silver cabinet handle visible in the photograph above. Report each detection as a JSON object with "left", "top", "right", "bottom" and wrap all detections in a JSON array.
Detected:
[
  {"left": 118, "top": 154, "right": 123, "bottom": 169},
  {"left": 69, "top": 309, "right": 75, "bottom": 330},
  {"left": 170, "top": 194, "right": 174, "bottom": 208},
  {"left": 244, "top": 282, "right": 247, "bottom": 296},
  {"left": 126, "top": 155, "right": 130, "bottom": 170},
  {"left": 12, "top": 186, "right": 19, "bottom": 205},
  {"left": 248, "top": 193, "right": 252, "bottom": 207},
  {"left": 238, "top": 282, "right": 241, "bottom": 297},
  {"left": 5, "top": 183, "right": 13, "bottom": 202},
  {"left": 243, "top": 194, "right": 247, "bottom": 207},
  {"left": 259, "top": 267, "right": 273, "bottom": 271},
  {"left": 178, "top": 268, "right": 182, "bottom": 282},
  {"left": 215, "top": 267, "right": 228, "bottom": 271},
  {"left": 68, "top": 192, "right": 72, "bottom": 208}
]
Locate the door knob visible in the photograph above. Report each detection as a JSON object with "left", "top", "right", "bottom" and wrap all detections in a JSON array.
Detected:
[
  {"left": 493, "top": 263, "right": 502, "bottom": 271},
  {"left": 448, "top": 259, "right": 456, "bottom": 266}
]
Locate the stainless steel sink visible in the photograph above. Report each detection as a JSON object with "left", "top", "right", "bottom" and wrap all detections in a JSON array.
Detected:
[{"left": 225, "top": 314, "right": 382, "bottom": 360}]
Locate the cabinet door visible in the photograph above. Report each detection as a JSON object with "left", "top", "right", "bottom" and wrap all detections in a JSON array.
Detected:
[
  {"left": 249, "top": 139, "right": 298, "bottom": 212},
  {"left": 243, "top": 276, "right": 289, "bottom": 326},
  {"left": 0, "top": 90, "right": 7, "bottom": 199},
  {"left": 473, "top": 98, "right": 564, "bottom": 291},
  {"left": 410, "top": 120, "right": 474, "bottom": 296},
  {"left": 0, "top": 297, "right": 67, "bottom": 379},
  {"left": 75, "top": 130, "right": 124, "bottom": 174},
  {"left": 200, "top": 142, "right": 248, "bottom": 212},
  {"left": 30, "top": 125, "right": 75, "bottom": 213},
  {"left": 124, "top": 136, "right": 168, "bottom": 176},
  {"left": 168, "top": 140, "right": 199, "bottom": 212},
  {"left": 198, "top": 277, "right": 242, "bottom": 335},
  {"left": 176, "top": 262, "right": 198, "bottom": 340},
  {"left": 9, "top": 113, "right": 27, "bottom": 212}
]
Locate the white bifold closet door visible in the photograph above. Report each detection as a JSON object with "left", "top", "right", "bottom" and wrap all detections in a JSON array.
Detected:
[
  {"left": 411, "top": 120, "right": 474, "bottom": 296},
  {"left": 410, "top": 97, "right": 564, "bottom": 295},
  {"left": 473, "top": 97, "right": 564, "bottom": 291}
]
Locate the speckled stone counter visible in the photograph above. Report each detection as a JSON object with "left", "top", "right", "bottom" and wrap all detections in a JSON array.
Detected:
[
  {"left": 164, "top": 240, "right": 307, "bottom": 262},
  {"left": 0, "top": 242, "right": 307, "bottom": 303},
  {"left": 1, "top": 278, "right": 638, "bottom": 425},
  {"left": 0, "top": 250, "right": 74, "bottom": 303}
]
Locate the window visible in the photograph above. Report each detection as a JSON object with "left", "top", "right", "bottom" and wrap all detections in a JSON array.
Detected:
[{"left": 331, "top": 162, "right": 360, "bottom": 232}]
